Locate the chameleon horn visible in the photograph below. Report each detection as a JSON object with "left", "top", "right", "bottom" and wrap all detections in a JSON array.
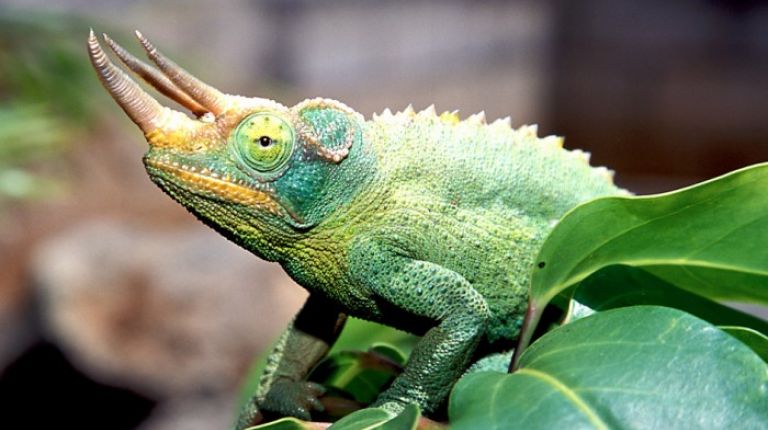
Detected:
[
  {"left": 102, "top": 33, "right": 208, "bottom": 117},
  {"left": 87, "top": 29, "right": 173, "bottom": 135},
  {"left": 135, "top": 31, "right": 228, "bottom": 116}
]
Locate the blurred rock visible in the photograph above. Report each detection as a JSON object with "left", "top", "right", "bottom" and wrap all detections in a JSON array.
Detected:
[
  {"left": 30, "top": 219, "right": 305, "bottom": 399},
  {"left": 138, "top": 395, "right": 236, "bottom": 430}
]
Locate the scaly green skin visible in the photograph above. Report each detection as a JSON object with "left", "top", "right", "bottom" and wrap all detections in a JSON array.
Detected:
[
  {"left": 145, "top": 103, "right": 622, "bottom": 428},
  {"left": 89, "top": 37, "right": 623, "bottom": 426}
]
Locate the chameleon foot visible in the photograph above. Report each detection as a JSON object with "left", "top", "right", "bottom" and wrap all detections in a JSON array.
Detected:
[{"left": 236, "top": 380, "right": 326, "bottom": 430}]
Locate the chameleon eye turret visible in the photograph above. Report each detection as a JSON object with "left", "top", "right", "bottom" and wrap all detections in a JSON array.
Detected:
[{"left": 231, "top": 113, "right": 295, "bottom": 177}]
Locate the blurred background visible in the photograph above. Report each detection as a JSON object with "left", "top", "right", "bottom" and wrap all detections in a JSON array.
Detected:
[{"left": 0, "top": 0, "right": 766, "bottom": 428}]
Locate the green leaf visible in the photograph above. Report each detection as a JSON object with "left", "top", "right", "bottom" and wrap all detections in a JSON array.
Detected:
[
  {"left": 329, "top": 404, "right": 420, "bottom": 430},
  {"left": 451, "top": 306, "right": 768, "bottom": 429},
  {"left": 246, "top": 417, "right": 323, "bottom": 430},
  {"left": 721, "top": 326, "right": 768, "bottom": 363},
  {"left": 570, "top": 265, "right": 768, "bottom": 334},
  {"left": 536, "top": 162, "right": 768, "bottom": 304},
  {"left": 329, "top": 318, "right": 419, "bottom": 356},
  {"left": 376, "top": 405, "right": 420, "bottom": 430},
  {"left": 238, "top": 318, "right": 416, "bottom": 414},
  {"left": 328, "top": 408, "right": 390, "bottom": 430},
  {"left": 516, "top": 163, "right": 768, "bottom": 363},
  {"left": 309, "top": 347, "right": 403, "bottom": 404}
]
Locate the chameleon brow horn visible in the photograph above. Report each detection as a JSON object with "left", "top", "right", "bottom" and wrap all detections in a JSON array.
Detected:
[
  {"left": 87, "top": 29, "right": 182, "bottom": 134},
  {"left": 135, "top": 31, "right": 229, "bottom": 116},
  {"left": 102, "top": 33, "right": 209, "bottom": 117}
]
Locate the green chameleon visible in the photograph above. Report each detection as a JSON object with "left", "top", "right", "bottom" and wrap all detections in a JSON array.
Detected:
[{"left": 87, "top": 31, "right": 624, "bottom": 428}]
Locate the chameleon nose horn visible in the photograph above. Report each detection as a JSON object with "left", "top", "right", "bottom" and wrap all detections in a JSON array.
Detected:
[
  {"left": 135, "top": 31, "right": 229, "bottom": 116},
  {"left": 87, "top": 29, "right": 176, "bottom": 135},
  {"left": 102, "top": 33, "right": 209, "bottom": 117}
]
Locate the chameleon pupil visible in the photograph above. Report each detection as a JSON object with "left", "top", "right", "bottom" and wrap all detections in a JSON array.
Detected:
[{"left": 259, "top": 136, "right": 272, "bottom": 147}]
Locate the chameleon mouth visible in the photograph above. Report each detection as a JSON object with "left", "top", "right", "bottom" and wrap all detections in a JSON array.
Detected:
[
  {"left": 144, "top": 156, "right": 284, "bottom": 216},
  {"left": 144, "top": 156, "right": 312, "bottom": 228}
]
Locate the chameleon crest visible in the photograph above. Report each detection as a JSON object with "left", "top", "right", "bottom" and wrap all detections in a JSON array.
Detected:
[{"left": 88, "top": 30, "right": 623, "bottom": 428}]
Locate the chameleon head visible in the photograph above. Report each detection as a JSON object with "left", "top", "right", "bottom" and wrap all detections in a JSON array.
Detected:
[{"left": 87, "top": 30, "right": 365, "bottom": 252}]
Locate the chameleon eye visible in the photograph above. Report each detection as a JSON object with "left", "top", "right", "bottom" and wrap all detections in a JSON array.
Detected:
[{"left": 231, "top": 113, "right": 295, "bottom": 174}]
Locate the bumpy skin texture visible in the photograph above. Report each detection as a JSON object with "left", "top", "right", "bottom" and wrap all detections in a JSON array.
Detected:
[
  {"left": 152, "top": 106, "right": 622, "bottom": 429},
  {"left": 88, "top": 36, "right": 623, "bottom": 427}
]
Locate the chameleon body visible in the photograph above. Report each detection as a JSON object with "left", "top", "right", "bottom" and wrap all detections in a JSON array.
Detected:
[{"left": 87, "top": 31, "right": 623, "bottom": 428}]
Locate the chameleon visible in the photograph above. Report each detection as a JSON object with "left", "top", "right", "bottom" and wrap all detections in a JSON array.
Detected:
[{"left": 87, "top": 30, "right": 624, "bottom": 428}]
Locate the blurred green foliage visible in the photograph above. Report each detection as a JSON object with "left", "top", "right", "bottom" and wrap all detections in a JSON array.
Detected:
[{"left": 0, "top": 9, "right": 101, "bottom": 204}]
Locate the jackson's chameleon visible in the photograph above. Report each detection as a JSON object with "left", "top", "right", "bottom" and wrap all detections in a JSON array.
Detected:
[{"left": 88, "top": 31, "right": 624, "bottom": 428}]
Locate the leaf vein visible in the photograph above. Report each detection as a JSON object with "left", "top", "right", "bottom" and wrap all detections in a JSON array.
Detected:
[
  {"left": 523, "top": 340, "right": 663, "bottom": 368},
  {"left": 516, "top": 368, "right": 610, "bottom": 430}
]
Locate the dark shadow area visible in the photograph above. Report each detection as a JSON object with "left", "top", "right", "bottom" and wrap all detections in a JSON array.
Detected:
[{"left": 0, "top": 340, "right": 156, "bottom": 429}]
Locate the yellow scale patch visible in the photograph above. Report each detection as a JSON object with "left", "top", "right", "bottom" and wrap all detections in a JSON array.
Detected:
[{"left": 147, "top": 160, "right": 282, "bottom": 215}]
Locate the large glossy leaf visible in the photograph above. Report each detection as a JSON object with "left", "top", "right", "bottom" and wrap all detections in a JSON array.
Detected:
[
  {"left": 721, "top": 326, "right": 768, "bottom": 363},
  {"left": 569, "top": 265, "right": 768, "bottom": 334},
  {"left": 246, "top": 417, "right": 327, "bottom": 430},
  {"left": 328, "top": 408, "right": 390, "bottom": 430},
  {"left": 515, "top": 163, "right": 768, "bottom": 363},
  {"left": 329, "top": 404, "right": 420, "bottom": 430},
  {"left": 451, "top": 306, "right": 768, "bottom": 429}
]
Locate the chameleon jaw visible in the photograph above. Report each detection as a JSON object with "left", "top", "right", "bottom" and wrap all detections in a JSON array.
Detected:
[
  {"left": 144, "top": 156, "right": 311, "bottom": 229},
  {"left": 144, "top": 156, "right": 282, "bottom": 214}
]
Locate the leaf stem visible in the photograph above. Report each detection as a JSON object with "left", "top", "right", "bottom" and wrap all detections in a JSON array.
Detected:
[{"left": 509, "top": 300, "right": 541, "bottom": 371}]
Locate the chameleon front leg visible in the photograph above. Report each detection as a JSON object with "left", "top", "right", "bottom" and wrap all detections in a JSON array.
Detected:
[
  {"left": 235, "top": 294, "right": 346, "bottom": 429},
  {"left": 350, "top": 237, "right": 490, "bottom": 415}
]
